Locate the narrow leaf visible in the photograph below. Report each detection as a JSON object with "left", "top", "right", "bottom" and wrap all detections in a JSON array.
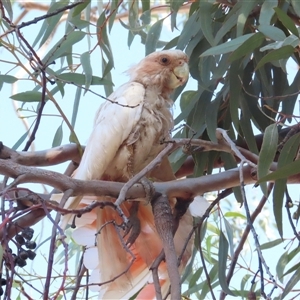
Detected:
[
  {"left": 276, "top": 251, "right": 289, "bottom": 283},
  {"left": 199, "top": 2, "right": 214, "bottom": 46},
  {"left": 258, "top": 25, "right": 286, "bottom": 41},
  {"left": 0, "top": 74, "right": 18, "bottom": 83},
  {"left": 291, "top": 0, "right": 300, "bottom": 18},
  {"left": 2, "top": 0, "right": 13, "bottom": 20},
  {"left": 71, "top": 86, "right": 81, "bottom": 128},
  {"left": 10, "top": 91, "right": 48, "bottom": 102},
  {"left": 218, "top": 232, "right": 235, "bottom": 296},
  {"left": 274, "top": 7, "right": 299, "bottom": 37},
  {"left": 256, "top": 45, "right": 294, "bottom": 70},
  {"left": 224, "top": 219, "right": 234, "bottom": 258},
  {"left": 80, "top": 51, "right": 93, "bottom": 92},
  {"left": 52, "top": 124, "right": 63, "bottom": 147},
  {"left": 39, "top": 1, "right": 66, "bottom": 48},
  {"left": 42, "top": 31, "right": 86, "bottom": 65},
  {"left": 260, "top": 239, "right": 283, "bottom": 250},
  {"left": 12, "top": 129, "right": 31, "bottom": 150},
  {"left": 72, "top": 0, "right": 91, "bottom": 17},
  {"left": 282, "top": 267, "right": 300, "bottom": 299},
  {"left": 236, "top": 1, "right": 258, "bottom": 37},
  {"left": 229, "top": 32, "right": 264, "bottom": 62},
  {"left": 257, "top": 124, "right": 278, "bottom": 195},
  {"left": 201, "top": 33, "right": 255, "bottom": 57},
  {"left": 257, "top": 159, "right": 300, "bottom": 183},
  {"left": 145, "top": 19, "right": 163, "bottom": 55},
  {"left": 259, "top": 0, "right": 277, "bottom": 25}
]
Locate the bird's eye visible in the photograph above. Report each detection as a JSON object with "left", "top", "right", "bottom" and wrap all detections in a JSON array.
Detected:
[{"left": 160, "top": 57, "right": 169, "bottom": 64}]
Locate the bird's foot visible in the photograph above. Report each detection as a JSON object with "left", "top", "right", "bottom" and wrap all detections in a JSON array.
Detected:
[
  {"left": 140, "top": 177, "right": 155, "bottom": 205},
  {"left": 123, "top": 201, "right": 141, "bottom": 247}
]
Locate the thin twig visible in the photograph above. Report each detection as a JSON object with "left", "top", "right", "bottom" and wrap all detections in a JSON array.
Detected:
[
  {"left": 285, "top": 189, "right": 300, "bottom": 243},
  {"left": 239, "top": 163, "right": 277, "bottom": 299}
]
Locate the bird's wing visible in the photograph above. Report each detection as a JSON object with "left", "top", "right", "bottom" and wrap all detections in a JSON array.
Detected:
[
  {"left": 74, "top": 81, "right": 145, "bottom": 181},
  {"left": 54, "top": 82, "right": 145, "bottom": 228}
]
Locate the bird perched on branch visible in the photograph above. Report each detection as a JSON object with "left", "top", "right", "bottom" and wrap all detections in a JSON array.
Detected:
[{"left": 52, "top": 50, "right": 194, "bottom": 299}]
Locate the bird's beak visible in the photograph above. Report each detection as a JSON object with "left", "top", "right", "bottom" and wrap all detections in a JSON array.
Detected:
[{"left": 169, "top": 62, "right": 189, "bottom": 89}]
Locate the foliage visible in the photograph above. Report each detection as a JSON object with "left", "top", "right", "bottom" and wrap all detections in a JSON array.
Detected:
[{"left": 1, "top": 0, "right": 300, "bottom": 299}]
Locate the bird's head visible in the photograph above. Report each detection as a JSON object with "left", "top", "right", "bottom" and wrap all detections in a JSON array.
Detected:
[{"left": 128, "top": 50, "right": 189, "bottom": 95}]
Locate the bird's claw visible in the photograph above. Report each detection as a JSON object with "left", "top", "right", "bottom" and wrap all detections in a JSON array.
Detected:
[
  {"left": 123, "top": 202, "right": 141, "bottom": 247},
  {"left": 140, "top": 177, "right": 155, "bottom": 205}
]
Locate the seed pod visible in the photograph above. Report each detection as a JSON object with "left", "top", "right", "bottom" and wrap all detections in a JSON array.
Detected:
[
  {"left": 21, "top": 228, "right": 34, "bottom": 241},
  {"left": 27, "top": 250, "right": 36, "bottom": 260},
  {"left": 15, "top": 235, "right": 25, "bottom": 245},
  {"left": 19, "top": 250, "right": 29, "bottom": 260},
  {"left": 25, "top": 241, "right": 37, "bottom": 250},
  {"left": 15, "top": 258, "right": 27, "bottom": 268},
  {"left": 0, "top": 278, "right": 6, "bottom": 286}
]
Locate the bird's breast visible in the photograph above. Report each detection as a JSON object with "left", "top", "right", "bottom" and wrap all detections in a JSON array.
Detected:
[{"left": 103, "top": 94, "right": 173, "bottom": 181}]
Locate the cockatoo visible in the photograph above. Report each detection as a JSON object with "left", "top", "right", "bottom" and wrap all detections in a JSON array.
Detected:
[{"left": 53, "top": 50, "right": 194, "bottom": 299}]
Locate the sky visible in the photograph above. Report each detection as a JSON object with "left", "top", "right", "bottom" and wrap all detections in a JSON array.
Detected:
[{"left": 1, "top": 1, "right": 300, "bottom": 299}]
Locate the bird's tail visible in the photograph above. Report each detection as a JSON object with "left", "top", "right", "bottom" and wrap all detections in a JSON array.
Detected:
[{"left": 69, "top": 196, "right": 193, "bottom": 299}]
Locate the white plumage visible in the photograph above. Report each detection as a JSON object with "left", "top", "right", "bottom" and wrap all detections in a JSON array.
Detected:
[{"left": 52, "top": 50, "right": 196, "bottom": 299}]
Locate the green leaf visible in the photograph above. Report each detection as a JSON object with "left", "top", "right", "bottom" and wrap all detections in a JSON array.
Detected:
[
  {"left": 72, "top": 0, "right": 91, "bottom": 17},
  {"left": 52, "top": 124, "right": 63, "bottom": 147},
  {"left": 97, "top": 12, "right": 114, "bottom": 77},
  {"left": 236, "top": 1, "right": 258, "bottom": 37},
  {"left": 257, "top": 124, "right": 278, "bottom": 195},
  {"left": 214, "top": 4, "right": 240, "bottom": 45},
  {"left": 181, "top": 246, "right": 198, "bottom": 283},
  {"left": 10, "top": 91, "right": 49, "bottom": 102},
  {"left": 291, "top": 0, "right": 300, "bottom": 18},
  {"left": 258, "top": 159, "right": 300, "bottom": 183},
  {"left": 188, "top": 267, "right": 203, "bottom": 289},
  {"left": 206, "top": 96, "right": 221, "bottom": 143},
  {"left": 201, "top": 33, "right": 255, "bottom": 57},
  {"left": 260, "top": 239, "right": 283, "bottom": 250},
  {"left": 229, "top": 32, "right": 265, "bottom": 63},
  {"left": 169, "top": 148, "right": 187, "bottom": 174},
  {"left": 177, "top": 8, "right": 201, "bottom": 50},
  {"left": 256, "top": 45, "right": 294, "bottom": 70},
  {"left": 259, "top": 0, "right": 277, "bottom": 25},
  {"left": 170, "top": 0, "right": 185, "bottom": 30},
  {"left": 274, "top": 7, "right": 299, "bottom": 38},
  {"left": 0, "top": 74, "right": 18, "bottom": 83},
  {"left": 257, "top": 25, "right": 286, "bottom": 41},
  {"left": 12, "top": 128, "right": 31, "bottom": 150},
  {"left": 2, "top": 0, "right": 13, "bottom": 20},
  {"left": 176, "top": 90, "right": 201, "bottom": 124},
  {"left": 80, "top": 51, "right": 93, "bottom": 92},
  {"left": 42, "top": 31, "right": 86, "bottom": 65},
  {"left": 224, "top": 212, "right": 246, "bottom": 219},
  {"left": 218, "top": 232, "right": 235, "bottom": 296},
  {"left": 199, "top": 2, "right": 214, "bottom": 46},
  {"left": 273, "top": 132, "right": 300, "bottom": 237},
  {"left": 145, "top": 19, "right": 164, "bottom": 55},
  {"left": 224, "top": 218, "right": 234, "bottom": 258},
  {"left": 273, "top": 178, "right": 286, "bottom": 238},
  {"left": 56, "top": 73, "right": 112, "bottom": 86},
  {"left": 39, "top": 1, "right": 66, "bottom": 48},
  {"left": 276, "top": 250, "right": 289, "bottom": 283},
  {"left": 229, "top": 60, "right": 241, "bottom": 131},
  {"left": 282, "top": 267, "right": 300, "bottom": 299},
  {"left": 71, "top": 86, "right": 81, "bottom": 128}
]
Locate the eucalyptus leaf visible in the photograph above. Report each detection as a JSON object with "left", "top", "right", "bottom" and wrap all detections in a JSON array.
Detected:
[{"left": 10, "top": 91, "right": 49, "bottom": 102}]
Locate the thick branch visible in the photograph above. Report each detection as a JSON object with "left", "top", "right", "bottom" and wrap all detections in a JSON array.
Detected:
[
  {"left": 152, "top": 194, "right": 181, "bottom": 300},
  {"left": 0, "top": 142, "right": 82, "bottom": 166}
]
